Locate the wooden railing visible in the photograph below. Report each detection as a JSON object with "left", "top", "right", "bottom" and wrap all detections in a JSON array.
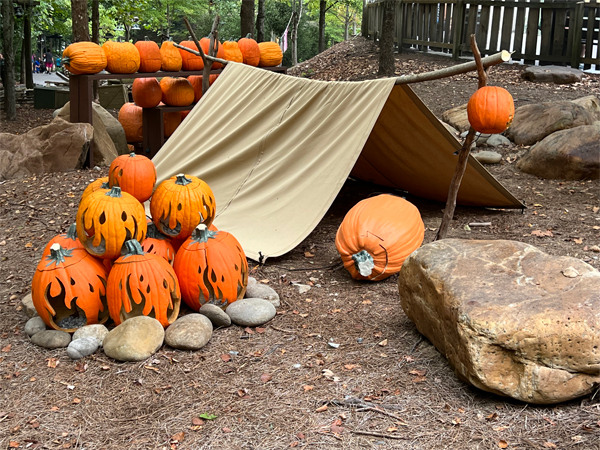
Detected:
[{"left": 365, "top": 0, "right": 599, "bottom": 69}]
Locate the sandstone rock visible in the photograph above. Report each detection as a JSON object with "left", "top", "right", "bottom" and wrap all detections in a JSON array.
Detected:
[
  {"left": 67, "top": 337, "right": 100, "bottom": 360},
  {"left": 226, "top": 298, "right": 277, "bottom": 327},
  {"left": 506, "top": 101, "right": 594, "bottom": 146},
  {"left": 103, "top": 317, "right": 164, "bottom": 362},
  {"left": 521, "top": 65, "right": 584, "bottom": 84},
  {"left": 245, "top": 283, "right": 280, "bottom": 307},
  {"left": 572, "top": 95, "right": 600, "bottom": 121},
  {"left": 24, "top": 316, "right": 47, "bottom": 337},
  {"left": 516, "top": 123, "right": 599, "bottom": 180},
  {"left": 441, "top": 103, "right": 470, "bottom": 132},
  {"left": 473, "top": 151, "right": 502, "bottom": 164},
  {"left": 484, "top": 134, "right": 511, "bottom": 147},
  {"left": 398, "top": 239, "right": 600, "bottom": 404},
  {"left": 165, "top": 314, "right": 213, "bottom": 350},
  {"left": 30, "top": 330, "right": 71, "bottom": 349},
  {"left": 199, "top": 304, "right": 232, "bottom": 328},
  {"left": 72, "top": 324, "right": 110, "bottom": 346},
  {"left": 21, "top": 294, "right": 37, "bottom": 317}
]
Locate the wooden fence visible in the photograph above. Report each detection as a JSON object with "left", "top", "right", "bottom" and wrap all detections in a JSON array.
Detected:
[{"left": 365, "top": 0, "right": 599, "bottom": 69}]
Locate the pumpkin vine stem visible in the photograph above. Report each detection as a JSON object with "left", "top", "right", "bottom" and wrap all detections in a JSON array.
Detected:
[
  {"left": 46, "top": 243, "right": 73, "bottom": 266},
  {"left": 121, "top": 239, "right": 145, "bottom": 258},
  {"left": 105, "top": 186, "right": 123, "bottom": 197},
  {"left": 175, "top": 174, "right": 192, "bottom": 186},
  {"left": 129, "top": 152, "right": 136, "bottom": 157},
  {"left": 66, "top": 223, "right": 78, "bottom": 241},
  {"left": 100, "top": 181, "right": 110, "bottom": 189},
  {"left": 351, "top": 250, "right": 375, "bottom": 277},
  {"left": 192, "top": 224, "right": 218, "bottom": 243}
]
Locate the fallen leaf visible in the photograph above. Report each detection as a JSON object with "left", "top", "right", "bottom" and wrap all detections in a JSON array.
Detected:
[
  {"left": 315, "top": 405, "right": 328, "bottom": 412},
  {"left": 493, "top": 426, "right": 509, "bottom": 431},
  {"left": 72, "top": 398, "right": 81, "bottom": 404},
  {"left": 30, "top": 421, "right": 39, "bottom": 428},
  {"left": 259, "top": 279, "right": 270, "bottom": 284},
  {"left": 221, "top": 354, "right": 231, "bottom": 362},
  {"left": 260, "top": 373, "right": 272, "bottom": 382},
  {"left": 498, "top": 440, "right": 508, "bottom": 449},
  {"left": 531, "top": 230, "right": 553, "bottom": 237},
  {"left": 574, "top": 238, "right": 583, "bottom": 244},
  {"left": 543, "top": 443, "right": 557, "bottom": 449},
  {"left": 222, "top": 427, "right": 232, "bottom": 433},
  {"left": 362, "top": 300, "right": 372, "bottom": 305},
  {"left": 24, "top": 242, "right": 33, "bottom": 248},
  {"left": 413, "top": 375, "right": 427, "bottom": 383},
  {"left": 303, "top": 385, "right": 314, "bottom": 392},
  {"left": 9, "top": 442, "right": 19, "bottom": 449},
  {"left": 297, "top": 432, "right": 305, "bottom": 440},
  {"left": 256, "top": 327, "right": 265, "bottom": 333},
  {"left": 191, "top": 417, "right": 204, "bottom": 426},
  {"left": 378, "top": 339, "right": 388, "bottom": 347},
  {"left": 593, "top": 206, "right": 599, "bottom": 213},
  {"left": 304, "top": 251, "right": 314, "bottom": 258},
  {"left": 50, "top": 406, "right": 59, "bottom": 411},
  {"left": 409, "top": 369, "right": 427, "bottom": 377},
  {"left": 289, "top": 442, "right": 298, "bottom": 448},
  {"left": 198, "top": 413, "right": 217, "bottom": 420},
  {"left": 486, "top": 413, "right": 498, "bottom": 421},
  {"left": 331, "top": 422, "right": 344, "bottom": 434},
  {"left": 47, "top": 358, "right": 59, "bottom": 368},
  {"left": 344, "top": 364, "right": 356, "bottom": 370},
  {"left": 452, "top": 417, "right": 461, "bottom": 425},
  {"left": 1, "top": 344, "right": 11, "bottom": 352},
  {"left": 387, "top": 426, "right": 398, "bottom": 432},
  {"left": 244, "top": 327, "right": 254, "bottom": 334},
  {"left": 171, "top": 431, "right": 185, "bottom": 442}
]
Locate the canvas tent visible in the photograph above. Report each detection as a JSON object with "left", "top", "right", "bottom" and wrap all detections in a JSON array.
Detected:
[{"left": 152, "top": 62, "right": 522, "bottom": 262}]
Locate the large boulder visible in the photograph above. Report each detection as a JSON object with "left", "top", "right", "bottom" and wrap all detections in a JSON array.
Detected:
[
  {"left": 441, "top": 103, "right": 470, "bottom": 133},
  {"left": 572, "top": 95, "right": 600, "bottom": 121},
  {"left": 398, "top": 239, "right": 600, "bottom": 404},
  {"left": 0, "top": 118, "right": 93, "bottom": 181},
  {"left": 516, "top": 123, "right": 600, "bottom": 180},
  {"left": 521, "top": 65, "right": 584, "bottom": 84},
  {"left": 506, "top": 101, "right": 594, "bottom": 145}
]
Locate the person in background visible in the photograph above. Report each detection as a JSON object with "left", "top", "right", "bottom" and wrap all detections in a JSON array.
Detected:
[
  {"left": 44, "top": 49, "right": 54, "bottom": 74},
  {"left": 31, "top": 52, "right": 36, "bottom": 72},
  {"left": 55, "top": 55, "right": 61, "bottom": 70},
  {"left": 34, "top": 57, "right": 41, "bottom": 73}
]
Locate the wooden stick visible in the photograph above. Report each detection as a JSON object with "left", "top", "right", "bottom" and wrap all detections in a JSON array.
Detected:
[
  {"left": 173, "top": 42, "right": 229, "bottom": 66},
  {"left": 183, "top": 17, "right": 207, "bottom": 63},
  {"left": 356, "top": 406, "right": 408, "bottom": 423},
  {"left": 203, "top": 15, "right": 220, "bottom": 93},
  {"left": 351, "top": 430, "right": 408, "bottom": 440}
]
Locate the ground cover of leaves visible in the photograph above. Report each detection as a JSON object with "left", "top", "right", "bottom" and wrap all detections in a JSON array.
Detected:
[{"left": 0, "top": 38, "right": 599, "bottom": 449}]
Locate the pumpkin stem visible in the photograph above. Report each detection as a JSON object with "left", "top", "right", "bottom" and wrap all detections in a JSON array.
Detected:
[
  {"left": 105, "top": 186, "right": 122, "bottom": 197},
  {"left": 46, "top": 243, "right": 73, "bottom": 266},
  {"left": 245, "top": 33, "right": 252, "bottom": 39},
  {"left": 175, "top": 174, "right": 192, "bottom": 186},
  {"left": 100, "top": 181, "right": 110, "bottom": 189},
  {"left": 351, "top": 250, "right": 375, "bottom": 278},
  {"left": 191, "top": 224, "right": 218, "bottom": 243},
  {"left": 65, "top": 223, "right": 78, "bottom": 241},
  {"left": 146, "top": 222, "right": 168, "bottom": 240},
  {"left": 121, "top": 239, "right": 145, "bottom": 257},
  {"left": 129, "top": 152, "right": 136, "bottom": 157}
]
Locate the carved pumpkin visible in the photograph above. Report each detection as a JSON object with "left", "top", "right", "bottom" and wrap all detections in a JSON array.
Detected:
[
  {"left": 118, "top": 102, "right": 143, "bottom": 143},
  {"left": 32, "top": 243, "right": 109, "bottom": 332},
  {"left": 62, "top": 42, "right": 107, "bottom": 75},
  {"left": 42, "top": 224, "right": 84, "bottom": 257},
  {"left": 135, "top": 39, "right": 162, "bottom": 73},
  {"left": 237, "top": 36, "right": 260, "bottom": 66},
  {"left": 258, "top": 42, "right": 283, "bottom": 67},
  {"left": 335, "top": 194, "right": 424, "bottom": 281},
  {"left": 188, "top": 74, "right": 218, "bottom": 102},
  {"left": 107, "top": 240, "right": 180, "bottom": 327},
  {"left": 102, "top": 41, "right": 141, "bottom": 74},
  {"left": 200, "top": 37, "right": 226, "bottom": 69},
  {"left": 109, "top": 152, "right": 157, "bottom": 203},
  {"left": 467, "top": 86, "right": 515, "bottom": 134},
  {"left": 173, "top": 224, "right": 248, "bottom": 311},
  {"left": 142, "top": 222, "right": 176, "bottom": 264},
  {"left": 76, "top": 186, "right": 147, "bottom": 260},
  {"left": 222, "top": 41, "right": 243, "bottom": 63},
  {"left": 132, "top": 78, "right": 162, "bottom": 108},
  {"left": 160, "top": 77, "right": 194, "bottom": 106},
  {"left": 160, "top": 41, "right": 182, "bottom": 72},
  {"left": 178, "top": 40, "right": 204, "bottom": 70},
  {"left": 170, "top": 224, "right": 216, "bottom": 252},
  {"left": 81, "top": 177, "right": 110, "bottom": 203},
  {"left": 150, "top": 173, "right": 216, "bottom": 241},
  {"left": 164, "top": 111, "right": 182, "bottom": 137}
]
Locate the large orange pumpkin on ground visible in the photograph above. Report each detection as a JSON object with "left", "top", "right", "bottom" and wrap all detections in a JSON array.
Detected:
[
  {"left": 188, "top": 74, "right": 218, "bottom": 102},
  {"left": 467, "top": 86, "right": 515, "bottom": 134},
  {"left": 118, "top": 103, "right": 143, "bottom": 143},
  {"left": 132, "top": 78, "right": 162, "bottom": 108},
  {"left": 108, "top": 152, "right": 157, "bottom": 203},
  {"left": 102, "top": 41, "right": 140, "bottom": 74},
  {"left": 237, "top": 36, "right": 260, "bottom": 66},
  {"left": 160, "top": 41, "right": 182, "bottom": 71},
  {"left": 135, "top": 40, "right": 162, "bottom": 72},
  {"left": 335, "top": 194, "right": 424, "bottom": 281},
  {"left": 160, "top": 77, "right": 194, "bottom": 106},
  {"left": 258, "top": 41, "right": 283, "bottom": 67},
  {"left": 62, "top": 42, "right": 107, "bottom": 75}
]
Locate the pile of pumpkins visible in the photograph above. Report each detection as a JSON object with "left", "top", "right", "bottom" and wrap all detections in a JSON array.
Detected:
[{"left": 31, "top": 153, "right": 248, "bottom": 333}]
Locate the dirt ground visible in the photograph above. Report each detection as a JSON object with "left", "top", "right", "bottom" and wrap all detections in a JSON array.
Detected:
[{"left": 0, "top": 38, "right": 599, "bottom": 450}]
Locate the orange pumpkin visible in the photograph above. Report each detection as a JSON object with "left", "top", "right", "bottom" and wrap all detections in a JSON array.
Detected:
[
  {"left": 181, "top": 110, "right": 191, "bottom": 121},
  {"left": 102, "top": 41, "right": 140, "bottom": 74},
  {"left": 160, "top": 41, "right": 182, "bottom": 71},
  {"left": 150, "top": 173, "right": 216, "bottom": 241},
  {"left": 142, "top": 222, "right": 176, "bottom": 264},
  {"left": 200, "top": 37, "right": 226, "bottom": 69},
  {"left": 132, "top": 78, "right": 162, "bottom": 108},
  {"left": 222, "top": 41, "right": 243, "bottom": 63},
  {"left": 32, "top": 243, "right": 109, "bottom": 332},
  {"left": 258, "top": 41, "right": 283, "bottom": 67},
  {"left": 173, "top": 224, "right": 248, "bottom": 311},
  {"left": 160, "top": 77, "right": 194, "bottom": 106},
  {"left": 237, "top": 36, "right": 260, "bottom": 66},
  {"left": 164, "top": 111, "right": 182, "bottom": 137},
  {"left": 179, "top": 40, "right": 204, "bottom": 70},
  {"left": 335, "top": 194, "right": 424, "bottom": 281},
  {"left": 188, "top": 74, "right": 218, "bottom": 102},
  {"left": 108, "top": 152, "right": 157, "bottom": 203},
  {"left": 107, "top": 240, "right": 180, "bottom": 327},
  {"left": 118, "top": 103, "right": 144, "bottom": 143},
  {"left": 135, "top": 39, "right": 162, "bottom": 73},
  {"left": 467, "top": 86, "right": 515, "bottom": 134},
  {"left": 42, "top": 224, "right": 84, "bottom": 257},
  {"left": 62, "top": 42, "right": 107, "bottom": 75},
  {"left": 81, "top": 177, "right": 110, "bottom": 203},
  {"left": 170, "top": 223, "right": 216, "bottom": 252}
]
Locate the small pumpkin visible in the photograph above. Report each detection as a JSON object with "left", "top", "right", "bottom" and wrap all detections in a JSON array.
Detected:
[
  {"left": 258, "top": 41, "right": 283, "bottom": 67},
  {"left": 237, "top": 35, "right": 260, "bottom": 66},
  {"left": 164, "top": 111, "right": 182, "bottom": 137},
  {"left": 109, "top": 152, "right": 157, "bottom": 203},
  {"left": 102, "top": 41, "right": 140, "bottom": 74},
  {"left": 160, "top": 41, "right": 182, "bottom": 71},
  {"left": 76, "top": 186, "right": 147, "bottom": 260},
  {"left": 62, "top": 42, "right": 107, "bottom": 75},
  {"left": 178, "top": 40, "right": 204, "bottom": 70},
  {"left": 81, "top": 177, "right": 110, "bottom": 203},
  {"left": 42, "top": 224, "right": 84, "bottom": 257},
  {"left": 160, "top": 77, "right": 194, "bottom": 106},
  {"left": 135, "top": 39, "right": 162, "bottom": 73},
  {"left": 142, "top": 222, "right": 176, "bottom": 264},
  {"left": 107, "top": 240, "right": 180, "bottom": 327},
  {"left": 335, "top": 194, "right": 424, "bottom": 281},
  {"left": 200, "top": 37, "right": 226, "bottom": 69},
  {"left": 32, "top": 243, "right": 109, "bottom": 332},
  {"left": 467, "top": 86, "right": 515, "bottom": 134},
  {"left": 173, "top": 224, "right": 248, "bottom": 311},
  {"left": 132, "top": 78, "right": 162, "bottom": 108},
  {"left": 118, "top": 102, "right": 143, "bottom": 143},
  {"left": 222, "top": 41, "right": 243, "bottom": 63},
  {"left": 150, "top": 173, "right": 216, "bottom": 241},
  {"left": 188, "top": 74, "right": 218, "bottom": 102}
]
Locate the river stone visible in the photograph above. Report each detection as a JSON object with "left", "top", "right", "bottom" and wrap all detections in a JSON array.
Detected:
[
  {"left": 440, "top": 120, "right": 460, "bottom": 138},
  {"left": 506, "top": 101, "right": 594, "bottom": 145},
  {"left": 199, "top": 303, "right": 232, "bottom": 328},
  {"left": 30, "top": 330, "right": 71, "bottom": 349},
  {"left": 66, "top": 337, "right": 100, "bottom": 360},
  {"left": 484, "top": 134, "right": 511, "bottom": 147},
  {"left": 516, "top": 123, "right": 599, "bottom": 180},
  {"left": 103, "top": 316, "right": 164, "bottom": 362},
  {"left": 21, "top": 294, "right": 37, "bottom": 318},
  {"left": 473, "top": 151, "right": 502, "bottom": 164},
  {"left": 226, "top": 298, "right": 277, "bottom": 327},
  {"left": 247, "top": 276, "right": 258, "bottom": 286},
  {"left": 572, "top": 95, "right": 600, "bottom": 121},
  {"left": 521, "top": 65, "right": 584, "bottom": 84},
  {"left": 165, "top": 314, "right": 213, "bottom": 350},
  {"left": 398, "top": 239, "right": 600, "bottom": 404},
  {"left": 24, "top": 316, "right": 47, "bottom": 337},
  {"left": 72, "top": 324, "right": 110, "bottom": 346},
  {"left": 441, "top": 103, "right": 470, "bottom": 132},
  {"left": 245, "top": 283, "right": 280, "bottom": 307}
]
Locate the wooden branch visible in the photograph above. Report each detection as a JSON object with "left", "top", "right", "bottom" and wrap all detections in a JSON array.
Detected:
[
  {"left": 173, "top": 43, "right": 229, "bottom": 66},
  {"left": 351, "top": 430, "right": 408, "bottom": 440},
  {"left": 204, "top": 15, "right": 220, "bottom": 94},
  {"left": 394, "top": 50, "right": 510, "bottom": 85},
  {"left": 183, "top": 17, "right": 207, "bottom": 63}
]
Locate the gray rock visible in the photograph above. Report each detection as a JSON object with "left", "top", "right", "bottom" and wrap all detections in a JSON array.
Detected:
[
  {"left": 226, "top": 298, "right": 277, "bottom": 327},
  {"left": 245, "top": 283, "right": 280, "bottom": 307},
  {"left": 247, "top": 276, "right": 258, "bottom": 286},
  {"left": 398, "top": 239, "right": 600, "bottom": 404},
  {"left": 165, "top": 314, "right": 213, "bottom": 350},
  {"left": 72, "top": 324, "right": 110, "bottom": 346},
  {"left": 440, "top": 121, "right": 460, "bottom": 138},
  {"left": 24, "top": 316, "right": 47, "bottom": 337},
  {"left": 517, "top": 123, "right": 599, "bottom": 180},
  {"left": 199, "top": 303, "right": 232, "bottom": 328},
  {"left": 66, "top": 337, "right": 100, "bottom": 360},
  {"left": 572, "top": 95, "right": 600, "bottom": 121},
  {"left": 473, "top": 151, "right": 502, "bottom": 164},
  {"left": 30, "top": 330, "right": 71, "bottom": 349},
  {"left": 21, "top": 294, "right": 37, "bottom": 318},
  {"left": 441, "top": 103, "right": 470, "bottom": 132},
  {"left": 484, "top": 134, "right": 511, "bottom": 147},
  {"left": 521, "top": 65, "right": 584, "bottom": 84},
  {"left": 103, "top": 316, "right": 164, "bottom": 362},
  {"left": 294, "top": 284, "right": 311, "bottom": 294}
]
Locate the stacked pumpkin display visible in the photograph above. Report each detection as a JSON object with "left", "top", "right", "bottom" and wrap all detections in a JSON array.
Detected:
[{"left": 31, "top": 153, "right": 249, "bottom": 334}]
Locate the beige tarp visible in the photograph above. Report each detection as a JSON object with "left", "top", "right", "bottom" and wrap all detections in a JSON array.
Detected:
[{"left": 152, "top": 63, "right": 522, "bottom": 261}]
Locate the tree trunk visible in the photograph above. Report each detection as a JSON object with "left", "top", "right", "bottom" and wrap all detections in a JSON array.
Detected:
[
  {"left": 291, "top": 0, "right": 303, "bottom": 65},
  {"left": 344, "top": 4, "right": 350, "bottom": 41},
  {"left": 21, "top": 39, "right": 27, "bottom": 84},
  {"left": 378, "top": 0, "right": 396, "bottom": 76},
  {"left": 71, "top": 0, "right": 90, "bottom": 42},
  {"left": 2, "top": 0, "right": 16, "bottom": 120},
  {"left": 318, "top": 0, "right": 326, "bottom": 53},
  {"left": 361, "top": 0, "right": 368, "bottom": 37},
  {"left": 124, "top": 25, "right": 131, "bottom": 42},
  {"left": 92, "top": 0, "right": 100, "bottom": 102},
  {"left": 24, "top": 5, "right": 33, "bottom": 89},
  {"left": 256, "top": 0, "right": 265, "bottom": 43},
  {"left": 241, "top": 0, "right": 255, "bottom": 38}
]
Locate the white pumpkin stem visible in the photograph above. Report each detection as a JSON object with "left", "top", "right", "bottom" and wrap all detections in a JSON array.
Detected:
[{"left": 351, "top": 250, "right": 375, "bottom": 277}]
